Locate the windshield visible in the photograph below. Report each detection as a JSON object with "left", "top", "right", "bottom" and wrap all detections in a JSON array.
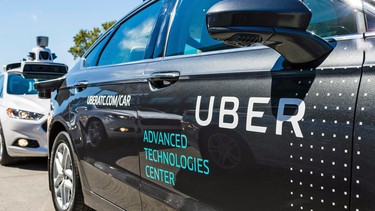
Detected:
[{"left": 7, "top": 74, "right": 38, "bottom": 95}]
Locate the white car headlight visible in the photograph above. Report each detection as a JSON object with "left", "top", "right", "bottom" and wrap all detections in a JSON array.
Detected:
[{"left": 6, "top": 108, "right": 44, "bottom": 120}]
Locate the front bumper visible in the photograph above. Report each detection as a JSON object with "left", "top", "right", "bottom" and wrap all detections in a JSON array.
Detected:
[{"left": 2, "top": 116, "right": 48, "bottom": 157}]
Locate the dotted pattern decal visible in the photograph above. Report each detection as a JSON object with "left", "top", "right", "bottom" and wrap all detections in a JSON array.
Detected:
[
  {"left": 286, "top": 67, "right": 359, "bottom": 210},
  {"left": 351, "top": 65, "right": 375, "bottom": 211}
]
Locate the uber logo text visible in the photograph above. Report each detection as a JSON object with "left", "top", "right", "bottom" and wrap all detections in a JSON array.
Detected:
[{"left": 195, "top": 96, "right": 306, "bottom": 138}]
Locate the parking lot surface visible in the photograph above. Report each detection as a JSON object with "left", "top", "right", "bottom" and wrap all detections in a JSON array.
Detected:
[{"left": 0, "top": 158, "right": 54, "bottom": 211}]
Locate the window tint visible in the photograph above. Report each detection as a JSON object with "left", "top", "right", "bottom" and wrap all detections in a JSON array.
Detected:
[
  {"left": 304, "top": 0, "right": 358, "bottom": 37},
  {"left": 166, "top": 0, "right": 233, "bottom": 57},
  {"left": 98, "top": 1, "right": 161, "bottom": 66},
  {"left": 85, "top": 32, "right": 112, "bottom": 67},
  {"left": 7, "top": 74, "right": 38, "bottom": 95},
  {"left": 0, "top": 75, "right": 4, "bottom": 98},
  {"left": 364, "top": 0, "right": 375, "bottom": 32}
]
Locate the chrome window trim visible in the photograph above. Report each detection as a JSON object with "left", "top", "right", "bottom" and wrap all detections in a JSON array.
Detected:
[
  {"left": 325, "top": 33, "right": 364, "bottom": 41},
  {"left": 365, "top": 31, "right": 375, "bottom": 37},
  {"left": 84, "top": 58, "right": 154, "bottom": 71}
]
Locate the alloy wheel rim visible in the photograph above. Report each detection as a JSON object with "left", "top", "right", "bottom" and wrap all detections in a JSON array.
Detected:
[
  {"left": 207, "top": 134, "right": 241, "bottom": 170},
  {"left": 53, "top": 142, "right": 74, "bottom": 210}
]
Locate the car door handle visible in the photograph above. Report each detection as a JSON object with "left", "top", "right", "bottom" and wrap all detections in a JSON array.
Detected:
[
  {"left": 147, "top": 71, "right": 180, "bottom": 81},
  {"left": 74, "top": 81, "right": 88, "bottom": 91},
  {"left": 147, "top": 71, "right": 180, "bottom": 89}
]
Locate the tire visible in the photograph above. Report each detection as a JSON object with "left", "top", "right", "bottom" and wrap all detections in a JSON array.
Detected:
[
  {"left": 49, "top": 131, "right": 92, "bottom": 211},
  {"left": 0, "top": 127, "right": 17, "bottom": 166}
]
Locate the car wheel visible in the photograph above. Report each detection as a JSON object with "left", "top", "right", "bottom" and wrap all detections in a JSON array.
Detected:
[
  {"left": 50, "top": 131, "right": 92, "bottom": 211},
  {"left": 0, "top": 126, "right": 16, "bottom": 166}
]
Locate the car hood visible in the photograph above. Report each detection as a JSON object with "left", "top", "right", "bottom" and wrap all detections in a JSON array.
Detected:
[{"left": 6, "top": 94, "right": 50, "bottom": 114}]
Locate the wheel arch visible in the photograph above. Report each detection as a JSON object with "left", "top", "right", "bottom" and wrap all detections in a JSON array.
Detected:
[
  {"left": 48, "top": 121, "right": 68, "bottom": 156},
  {"left": 48, "top": 121, "right": 91, "bottom": 201}
]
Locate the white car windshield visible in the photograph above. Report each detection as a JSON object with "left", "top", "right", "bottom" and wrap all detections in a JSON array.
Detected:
[{"left": 7, "top": 73, "right": 38, "bottom": 95}]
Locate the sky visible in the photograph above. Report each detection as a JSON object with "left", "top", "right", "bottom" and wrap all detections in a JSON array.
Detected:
[{"left": 0, "top": 0, "right": 142, "bottom": 70}]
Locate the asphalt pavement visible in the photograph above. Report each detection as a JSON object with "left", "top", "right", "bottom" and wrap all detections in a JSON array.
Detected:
[{"left": 0, "top": 158, "right": 54, "bottom": 211}]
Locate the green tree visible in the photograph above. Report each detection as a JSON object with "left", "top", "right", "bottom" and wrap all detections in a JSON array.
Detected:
[{"left": 69, "top": 21, "right": 116, "bottom": 59}]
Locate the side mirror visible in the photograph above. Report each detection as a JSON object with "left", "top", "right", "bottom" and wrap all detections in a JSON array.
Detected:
[
  {"left": 206, "top": 0, "right": 333, "bottom": 65},
  {"left": 34, "top": 76, "right": 66, "bottom": 99}
]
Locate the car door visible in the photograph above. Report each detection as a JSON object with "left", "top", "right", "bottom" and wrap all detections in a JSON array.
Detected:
[
  {"left": 138, "top": 0, "right": 365, "bottom": 210},
  {"left": 67, "top": 1, "right": 163, "bottom": 209},
  {"left": 351, "top": 1, "right": 375, "bottom": 210}
]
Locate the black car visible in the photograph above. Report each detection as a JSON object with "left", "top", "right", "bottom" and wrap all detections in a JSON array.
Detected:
[{"left": 36, "top": 0, "right": 375, "bottom": 210}]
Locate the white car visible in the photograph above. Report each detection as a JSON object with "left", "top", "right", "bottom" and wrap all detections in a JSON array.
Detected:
[{"left": 0, "top": 36, "right": 67, "bottom": 165}]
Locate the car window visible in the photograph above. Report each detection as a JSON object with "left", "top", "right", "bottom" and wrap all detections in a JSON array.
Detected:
[
  {"left": 304, "top": 0, "right": 358, "bottom": 37},
  {"left": 364, "top": 0, "right": 375, "bottom": 32},
  {"left": 166, "top": 0, "right": 359, "bottom": 57},
  {"left": 98, "top": 1, "right": 162, "bottom": 66},
  {"left": 84, "top": 32, "right": 112, "bottom": 67},
  {"left": 0, "top": 75, "right": 4, "bottom": 98},
  {"left": 166, "top": 0, "right": 232, "bottom": 57},
  {"left": 7, "top": 74, "right": 38, "bottom": 95}
]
